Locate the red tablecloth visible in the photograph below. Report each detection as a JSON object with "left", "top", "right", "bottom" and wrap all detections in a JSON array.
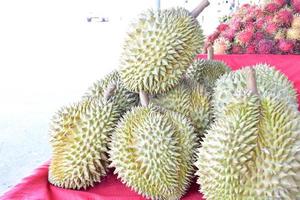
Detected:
[{"left": 2, "top": 54, "right": 300, "bottom": 200}]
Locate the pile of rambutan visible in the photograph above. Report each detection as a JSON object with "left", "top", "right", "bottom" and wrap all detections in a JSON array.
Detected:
[{"left": 205, "top": 0, "right": 300, "bottom": 54}]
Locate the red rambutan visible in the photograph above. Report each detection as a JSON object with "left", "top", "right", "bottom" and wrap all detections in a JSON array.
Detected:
[
  {"left": 207, "top": 31, "right": 220, "bottom": 44},
  {"left": 231, "top": 44, "right": 243, "bottom": 54},
  {"left": 265, "top": 22, "right": 279, "bottom": 35},
  {"left": 221, "top": 29, "right": 236, "bottom": 41},
  {"left": 278, "top": 39, "right": 295, "bottom": 53},
  {"left": 255, "top": 19, "right": 265, "bottom": 29},
  {"left": 254, "top": 32, "right": 265, "bottom": 42},
  {"left": 217, "top": 23, "right": 229, "bottom": 32},
  {"left": 273, "top": 9, "right": 293, "bottom": 26},
  {"left": 264, "top": 3, "right": 280, "bottom": 13},
  {"left": 257, "top": 39, "right": 274, "bottom": 54},
  {"left": 236, "top": 30, "right": 254, "bottom": 46},
  {"left": 245, "top": 44, "right": 256, "bottom": 54},
  {"left": 273, "top": 0, "right": 287, "bottom": 8}
]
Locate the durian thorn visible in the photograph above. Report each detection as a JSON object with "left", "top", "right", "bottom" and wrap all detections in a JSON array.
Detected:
[
  {"left": 139, "top": 91, "right": 149, "bottom": 106},
  {"left": 207, "top": 46, "right": 214, "bottom": 60},
  {"left": 190, "top": 0, "right": 210, "bottom": 18},
  {"left": 247, "top": 68, "right": 259, "bottom": 95},
  {"left": 103, "top": 84, "right": 116, "bottom": 101}
]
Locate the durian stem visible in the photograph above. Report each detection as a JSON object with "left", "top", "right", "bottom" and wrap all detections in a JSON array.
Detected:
[
  {"left": 190, "top": 0, "right": 210, "bottom": 18},
  {"left": 247, "top": 68, "right": 259, "bottom": 95},
  {"left": 207, "top": 46, "right": 214, "bottom": 60},
  {"left": 104, "top": 84, "right": 117, "bottom": 101},
  {"left": 139, "top": 91, "right": 149, "bottom": 106}
]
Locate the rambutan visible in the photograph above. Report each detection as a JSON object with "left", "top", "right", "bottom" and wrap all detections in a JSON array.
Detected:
[
  {"left": 255, "top": 18, "right": 265, "bottom": 29},
  {"left": 207, "top": 31, "right": 220, "bottom": 44},
  {"left": 217, "top": 23, "right": 229, "bottom": 32},
  {"left": 254, "top": 32, "right": 265, "bottom": 42},
  {"left": 265, "top": 22, "right": 279, "bottom": 35},
  {"left": 221, "top": 28, "right": 236, "bottom": 41},
  {"left": 264, "top": 3, "right": 280, "bottom": 13},
  {"left": 213, "top": 37, "right": 231, "bottom": 54},
  {"left": 292, "top": 14, "right": 300, "bottom": 28},
  {"left": 278, "top": 39, "right": 295, "bottom": 53},
  {"left": 273, "top": 9, "right": 293, "bottom": 26},
  {"left": 257, "top": 39, "right": 274, "bottom": 54},
  {"left": 245, "top": 44, "right": 256, "bottom": 54},
  {"left": 231, "top": 44, "right": 243, "bottom": 54},
  {"left": 244, "top": 22, "right": 255, "bottom": 32},
  {"left": 273, "top": 0, "right": 287, "bottom": 8},
  {"left": 286, "top": 28, "right": 300, "bottom": 40},
  {"left": 292, "top": 2, "right": 300, "bottom": 13},
  {"left": 236, "top": 30, "right": 253, "bottom": 46}
]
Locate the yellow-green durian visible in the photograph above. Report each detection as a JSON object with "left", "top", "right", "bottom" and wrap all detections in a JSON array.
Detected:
[
  {"left": 83, "top": 70, "right": 139, "bottom": 112},
  {"left": 213, "top": 64, "right": 298, "bottom": 118},
  {"left": 196, "top": 91, "right": 300, "bottom": 199},
  {"left": 109, "top": 105, "right": 198, "bottom": 200},
  {"left": 120, "top": 8, "right": 204, "bottom": 94},
  {"left": 151, "top": 79, "right": 211, "bottom": 138},
  {"left": 195, "top": 90, "right": 261, "bottom": 200},
  {"left": 49, "top": 98, "right": 121, "bottom": 190},
  {"left": 186, "top": 59, "right": 231, "bottom": 92}
]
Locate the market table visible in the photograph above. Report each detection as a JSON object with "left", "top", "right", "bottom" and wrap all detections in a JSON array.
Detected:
[{"left": 1, "top": 54, "right": 300, "bottom": 200}]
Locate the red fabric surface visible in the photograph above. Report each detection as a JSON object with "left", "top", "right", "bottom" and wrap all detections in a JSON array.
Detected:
[{"left": 1, "top": 54, "right": 300, "bottom": 200}]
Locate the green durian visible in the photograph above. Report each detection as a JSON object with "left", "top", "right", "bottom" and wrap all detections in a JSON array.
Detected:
[
  {"left": 83, "top": 70, "right": 139, "bottom": 112},
  {"left": 195, "top": 69, "right": 300, "bottom": 199},
  {"left": 109, "top": 105, "right": 198, "bottom": 200},
  {"left": 196, "top": 91, "right": 300, "bottom": 200},
  {"left": 151, "top": 79, "right": 211, "bottom": 138},
  {"left": 120, "top": 7, "right": 204, "bottom": 94},
  {"left": 213, "top": 64, "right": 298, "bottom": 118},
  {"left": 195, "top": 91, "right": 261, "bottom": 200},
  {"left": 186, "top": 59, "right": 231, "bottom": 92},
  {"left": 48, "top": 70, "right": 139, "bottom": 190},
  {"left": 49, "top": 98, "right": 121, "bottom": 190}
]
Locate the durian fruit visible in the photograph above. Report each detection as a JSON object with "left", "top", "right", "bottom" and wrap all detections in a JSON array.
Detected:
[
  {"left": 151, "top": 78, "right": 211, "bottom": 138},
  {"left": 195, "top": 69, "right": 300, "bottom": 200},
  {"left": 186, "top": 58, "right": 231, "bottom": 92},
  {"left": 109, "top": 105, "right": 198, "bottom": 200},
  {"left": 213, "top": 64, "right": 298, "bottom": 118},
  {"left": 195, "top": 90, "right": 261, "bottom": 200},
  {"left": 49, "top": 97, "right": 121, "bottom": 190},
  {"left": 119, "top": 1, "right": 209, "bottom": 94},
  {"left": 83, "top": 70, "right": 139, "bottom": 113}
]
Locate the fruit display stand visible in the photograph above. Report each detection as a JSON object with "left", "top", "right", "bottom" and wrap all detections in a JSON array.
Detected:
[{"left": 1, "top": 54, "right": 300, "bottom": 200}]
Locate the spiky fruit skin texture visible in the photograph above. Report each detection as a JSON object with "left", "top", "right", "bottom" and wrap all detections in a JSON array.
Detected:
[
  {"left": 109, "top": 105, "right": 198, "bottom": 200},
  {"left": 213, "top": 64, "right": 298, "bottom": 118},
  {"left": 186, "top": 59, "right": 231, "bottom": 92},
  {"left": 195, "top": 91, "right": 260, "bottom": 200},
  {"left": 83, "top": 71, "right": 139, "bottom": 113},
  {"left": 151, "top": 79, "right": 211, "bottom": 138},
  {"left": 195, "top": 91, "right": 300, "bottom": 200},
  {"left": 49, "top": 98, "right": 121, "bottom": 190},
  {"left": 120, "top": 8, "right": 204, "bottom": 94}
]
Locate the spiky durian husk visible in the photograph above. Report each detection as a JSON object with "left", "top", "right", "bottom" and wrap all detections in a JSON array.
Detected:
[
  {"left": 120, "top": 8, "right": 204, "bottom": 94},
  {"left": 83, "top": 70, "right": 139, "bottom": 112},
  {"left": 49, "top": 98, "right": 121, "bottom": 190},
  {"left": 195, "top": 91, "right": 261, "bottom": 200},
  {"left": 186, "top": 59, "right": 231, "bottom": 92},
  {"left": 213, "top": 64, "right": 298, "bottom": 118},
  {"left": 109, "top": 105, "right": 198, "bottom": 200},
  {"left": 247, "top": 94, "right": 300, "bottom": 199},
  {"left": 151, "top": 79, "right": 211, "bottom": 138},
  {"left": 196, "top": 92, "right": 300, "bottom": 200}
]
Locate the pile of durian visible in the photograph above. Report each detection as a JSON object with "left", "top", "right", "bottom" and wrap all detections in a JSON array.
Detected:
[{"left": 48, "top": 0, "right": 300, "bottom": 199}]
